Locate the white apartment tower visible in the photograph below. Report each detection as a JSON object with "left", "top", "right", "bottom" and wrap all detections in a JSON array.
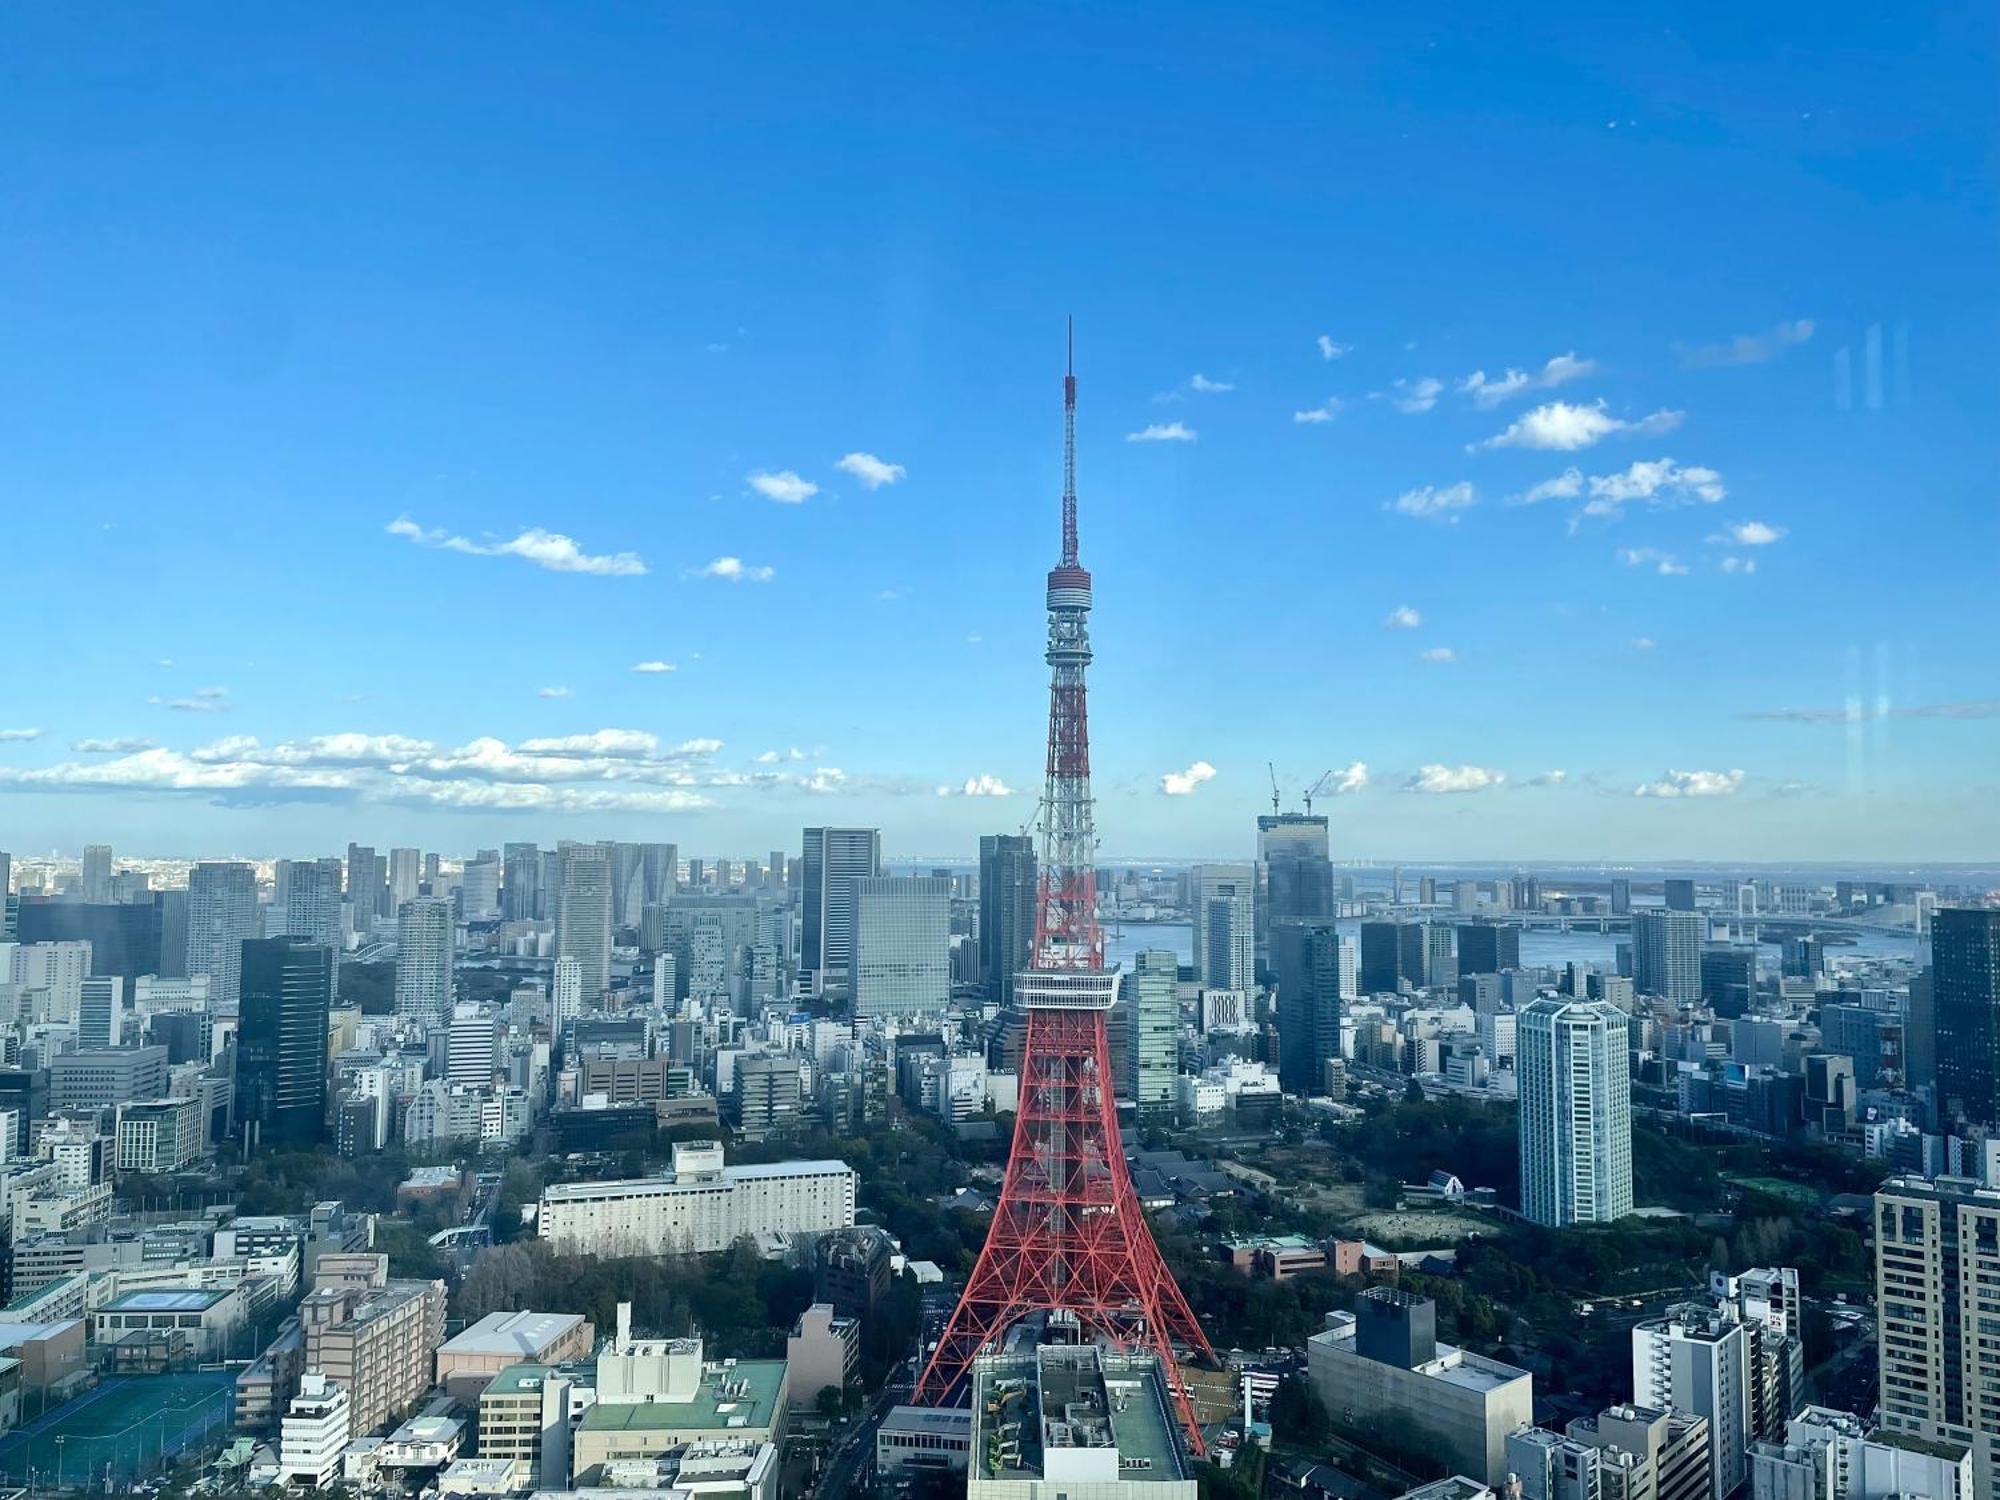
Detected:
[
  {"left": 393, "top": 896, "right": 455, "bottom": 1024},
  {"left": 1519, "top": 996, "right": 1633, "bottom": 1229}
]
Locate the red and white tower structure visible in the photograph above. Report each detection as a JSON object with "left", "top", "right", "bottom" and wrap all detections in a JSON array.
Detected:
[{"left": 914, "top": 328, "right": 1215, "bottom": 1449}]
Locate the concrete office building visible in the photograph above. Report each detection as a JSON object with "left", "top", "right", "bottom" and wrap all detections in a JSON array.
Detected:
[
  {"left": 1307, "top": 1289, "right": 1533, "bottom": 1485},
  {"left": 537, "top": 1141, "right": 856, "bottom": 1257},
  {"left": 76, "top": 976, "right": 125, "bottom": 1050},
  {"left": 49, "top": 1045, "right": 168, "bottom": 1113},
  {"left": 852, "top": 877, "right": 950, "bottom": 1018},
  {"left": 801, "top": 827, "right": 882, "bottom": 999},
  {"left": 1510, "top": 1427, "right": 1607, "bottom": 1500},
  {"left": 1633, "top": 1303, "right": 1749, "bottom": 1500},
  {"left": 394, "top": 897, "right": 455, "bottom": 1024},
  {"left": 1518, "top": 997, "right": 1633, "bottom": 1228},
  {"left": 435, "top": 1310, "right": 593, "bottom": 1394},
  {"left": 279, "top": 1371, "right": 352, "bottom": 1487},
  {"left": 1192, "top": 863, "right": 1255, "bottom": 991},
  {"left": 1750, "top": 1405, "right": 1971, "bottom": 1500},
  {"left": 785, "top": 1302, "right": 859, "bottom": 1410},
  {"left": 1567, "top": 1403, "right": 1712, "bottom": 1500},
  {"left": 555, "top": 844, "right": 613, "bottom": 1001},
  {"left": 1634, "top": 909, "right": 1704, "bottom": 1006},
  {"left": 184, "top": 861, "right": 260, "bottom": 1009},
  {"left": 115, "top": 1096, "right": 206, "bottom": 1173}
]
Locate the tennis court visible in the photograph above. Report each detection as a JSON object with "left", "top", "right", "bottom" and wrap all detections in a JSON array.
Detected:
[{"left": 0, "top": 1372, "right": 237, "bottom": 1487}]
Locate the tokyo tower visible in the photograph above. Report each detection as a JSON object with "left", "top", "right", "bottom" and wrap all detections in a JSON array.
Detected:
[{"left": 913, "top": 326, "right": 1215, "bottom": 1449}]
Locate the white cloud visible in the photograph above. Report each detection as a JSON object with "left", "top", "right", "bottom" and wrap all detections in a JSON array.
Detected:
[
  {"left": 1472, "top": 400, "right": 1683, "bottom": 452},
  {"left": 630, "top": 660, "right": 677, "bottom": 674},
  {"left": 1159, "top": 760, "right": 1218, "bottom": 796},
  {"left": 1383, "top": 605, "right": 1423, "bottom": 629},
  {"left": 387, "top": 516, "right": 647, "bottom": 576},
  {"left": 1719, "top": 555, "right": 1758, "bottom": 574},
  {"left": 152, "top": 686, "right": 231, "bottom": 713},
  {"left": 1633, "top": 768, "right": 1745, "bottom": 798},
  {"left": 0, "top": 728, "right": 42, "bottom": 743},
  {"left": 1387, "top": 376, "right": 1444, "bottom": 414},
  {"left": 1712, "top": 520, "right": 1785, "bottom": 546},
  {"left": 1617, "top": 547, "right": 1689, "bottom": 576},
  {"left": 1418, "top": 647, "right": 1458, "bottom": 663},
  {"left": 754, "top": 747, "right": 812, "bottom": 765},
  {"left": 1403, "top": 764, "right": 1507, "bottom": 794},
  {"left": 1528, "top": 770, "right": 1569, "bottom": 786},
  {"left": 1188, "top": 374, "right": 1235, "bottom": 393},
  {"left": 1384, "top": 481, "right": 1477, "bottom": 522},
  {"left": 1293, "top": 398, "right": 1345, "bottom": 424},
  {"left": 1126, "top": 421, "right": 1196, "bottom": 443},
  {"left": 1629, "top": 636, "right": 1657, "bottom": 651},
  {"left": 1572, "top": 459, "right": 1727, "bottom": 525},
  {"left": 696, "top": 556, "right": 775, "bottom": 583},
  {"left": 1676, "top": 319, "right": 1815, "bottom": 368},
  {"left": 1458, "top": 351, "right": 1596, "bottom": 408},
  {"left": 1329, "top": 761, "right": 1369, "bottom": 795},
  {"left": 537, "top": 686, "right": 571, "bottom": 699},
  {"left": 72, "top": 736, "right": 156, "bottom": 753},
  {"left": 835, "top": 453, "right": 905, "bottom": 489},
  {"left": 748, "top": 469, "right": 819, "bottom": 504},
  {"left": 941, "top": 774, "right": 1016, "bottom": 798},
  {"left": 517, "top": 729, "right": 669, "bottom": 758},
  {"left": 1513, "top": 469, "right": 1585, "bottom": 506},
  {"left": 1317, "top": 335, "right": 1349, "bottom": 361}
]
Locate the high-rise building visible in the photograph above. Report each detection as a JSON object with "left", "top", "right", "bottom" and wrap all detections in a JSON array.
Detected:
[
  {"left": 285, "top": 857, "right": 346, "bottom": 996},
  {"left": 345, "top": 844, "right": 381, "bottom": 932},
  {"left": 1257, "top": 812, "right": 1334, "bottom": 964},
  {"left": 1610, "top": 878, "right": 1632, "bottom": 916},
  {"left": 1273, "top": 923, "right": 1343, "bottom": 1097},
  {"left": 501, "top": 842, "right": 541, "bottom": 922},
  {"left": 1519, "top": 997, "right": 1632, "bottom": 1228},
  {"left": 1634, "top": 909, "right": 1703, "bottom": 1005},
  {"left": 236, "top": 936, "right": 333, "bottom": 1151},
  {"left": 1457, "top": 922, "right": 1522, "bottom": 977},
  {"left": 185, "top": 862, "right": 259, "bottom": 1009},
  {"left": 852, "top": 877, "right": 950, "bottom": 1018},
  {"left": 81, "top": 844, "right": 113, "bottom": 904},
  {"left": 641, "top": 843, "right": 677, "bottom": 910},
  {"left": 1664, "top": 878, "right": 1697, "bottom": 912},
  {"left": 551, "top": 955, "right": 582, "bottom": 1052},
  {"left": 978, "top": 834, "right": 1037, "bottom": 1009},
  {"left": 555, "top": 844, "right": 613, "bottom": 1000},
  {"left": 388, "top": 848, "right": 423, "bottom": 907},
  {"left": 1875, "top": 1175, "right": 2000, "bottom": 1500},
  {"left": 1359, "top": 920, "right": 1424, "bottom": 995},
  {"left": 459, "top": 858, "right": 499, "bottom": 922},
  {"left": 77, "top": 975, "right": 125, "bottom": 1050},
  {"left": 1632, "top": 1304, "right": 1749, "bottom": 1500},
  {"left": 1190, "top": 864, "right": 1255, "bottom": 989},
  {"left": 1933, "top": 908, "right": 2000, "bottom": 1130},
  {"left": 1124, "top": 948, "right": 1179, "bottom": 1121},
  {"left": 447, "top": 1006, "right": 499, "bottom": 1087},
  {"left": 1423, "top": 922, "right": 1457, "bottom": 989},
  {"left": 394, "top": 897, "right": 455, "bottom": 1024},
  {"left": 800, "top": 828, "right": 882, "bottom": 999}
]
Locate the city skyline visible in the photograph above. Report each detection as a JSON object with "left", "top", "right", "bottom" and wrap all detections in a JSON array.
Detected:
[{"left": 2, "top": 8, "right": 1995, "bottom": 861}]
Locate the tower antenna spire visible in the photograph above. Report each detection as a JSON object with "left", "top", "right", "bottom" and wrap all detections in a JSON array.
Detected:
[{"left": 1061, "top": 318, "right": 1078, "bottom": 568}]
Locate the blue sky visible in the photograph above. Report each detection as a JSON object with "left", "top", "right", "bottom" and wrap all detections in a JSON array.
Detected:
[{"left": 1, "top": 3, "right": 1995, "bottom": 862}]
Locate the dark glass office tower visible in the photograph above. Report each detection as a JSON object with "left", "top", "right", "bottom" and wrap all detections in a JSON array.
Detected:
[
  {"left": 800, "top": 827, "right": 882, "bottom": 999},
  {"left": 1358, "top": 920, "right": 1424, "bottom": 994},
  {"left": 1456, "top": 921, "right": 1522, "bottom": 977},
  {"left": 1934, "top": 908, "right": 2000, "bottom": 1129},
  {"left": 235, "top": 936, "right": 333, "bottom": 1151},
  {"left": 978, "top": 834, "right": 1037, "bottom": 1009},
  {"left": 1273, "top": 922, "right": 1343, "bottom": 1095}
]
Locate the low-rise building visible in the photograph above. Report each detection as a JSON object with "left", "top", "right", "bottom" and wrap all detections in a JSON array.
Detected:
[
  {"left": 966, "top": 1344, "right": 1194, "bottom": 1499},
  {"left": 114, "top": 1096, "right": 207, "bottom": 1174},
  {"left": 300, "top": 1257, "right": 447, "bottom": 1436},
  {"left": 436, "top": 1310, "right": 594, "bottom": 1396},
  {"left": 92, "top": 1286, "right": 250, "bottom": 1361},
  {"left": 784, "top": 1302, "right": 858, "bottom": 1409},
  {"left": 1307, "top": 1289, "right": 1533, "bottom": 1487},
  {"left": 279, "top": 1371, "right": 351, "bottom": 1488},
  {"left": 536, "top": 1141, "right": 855, "bottom": 1257},
  {"left": 877, "top": 1404, "right": 974, "bottom": 1476}
]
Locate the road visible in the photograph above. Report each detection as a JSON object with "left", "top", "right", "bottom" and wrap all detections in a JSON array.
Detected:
[{"left": 815, "top": 1384, "right": 900, "bottom": 1500}]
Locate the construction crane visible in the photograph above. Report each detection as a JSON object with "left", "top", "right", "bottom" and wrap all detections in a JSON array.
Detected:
[
  {"left": 1267, "top": 762, "right": 1282, "bottom": 816},
  {"left": 1302, "top": 768, "right": 1335, "bottom": 815}
]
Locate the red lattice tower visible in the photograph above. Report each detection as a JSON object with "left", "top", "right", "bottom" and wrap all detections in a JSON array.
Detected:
[{"left": 913, "top": 325, "right": 1215, "bottom": 1451}]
